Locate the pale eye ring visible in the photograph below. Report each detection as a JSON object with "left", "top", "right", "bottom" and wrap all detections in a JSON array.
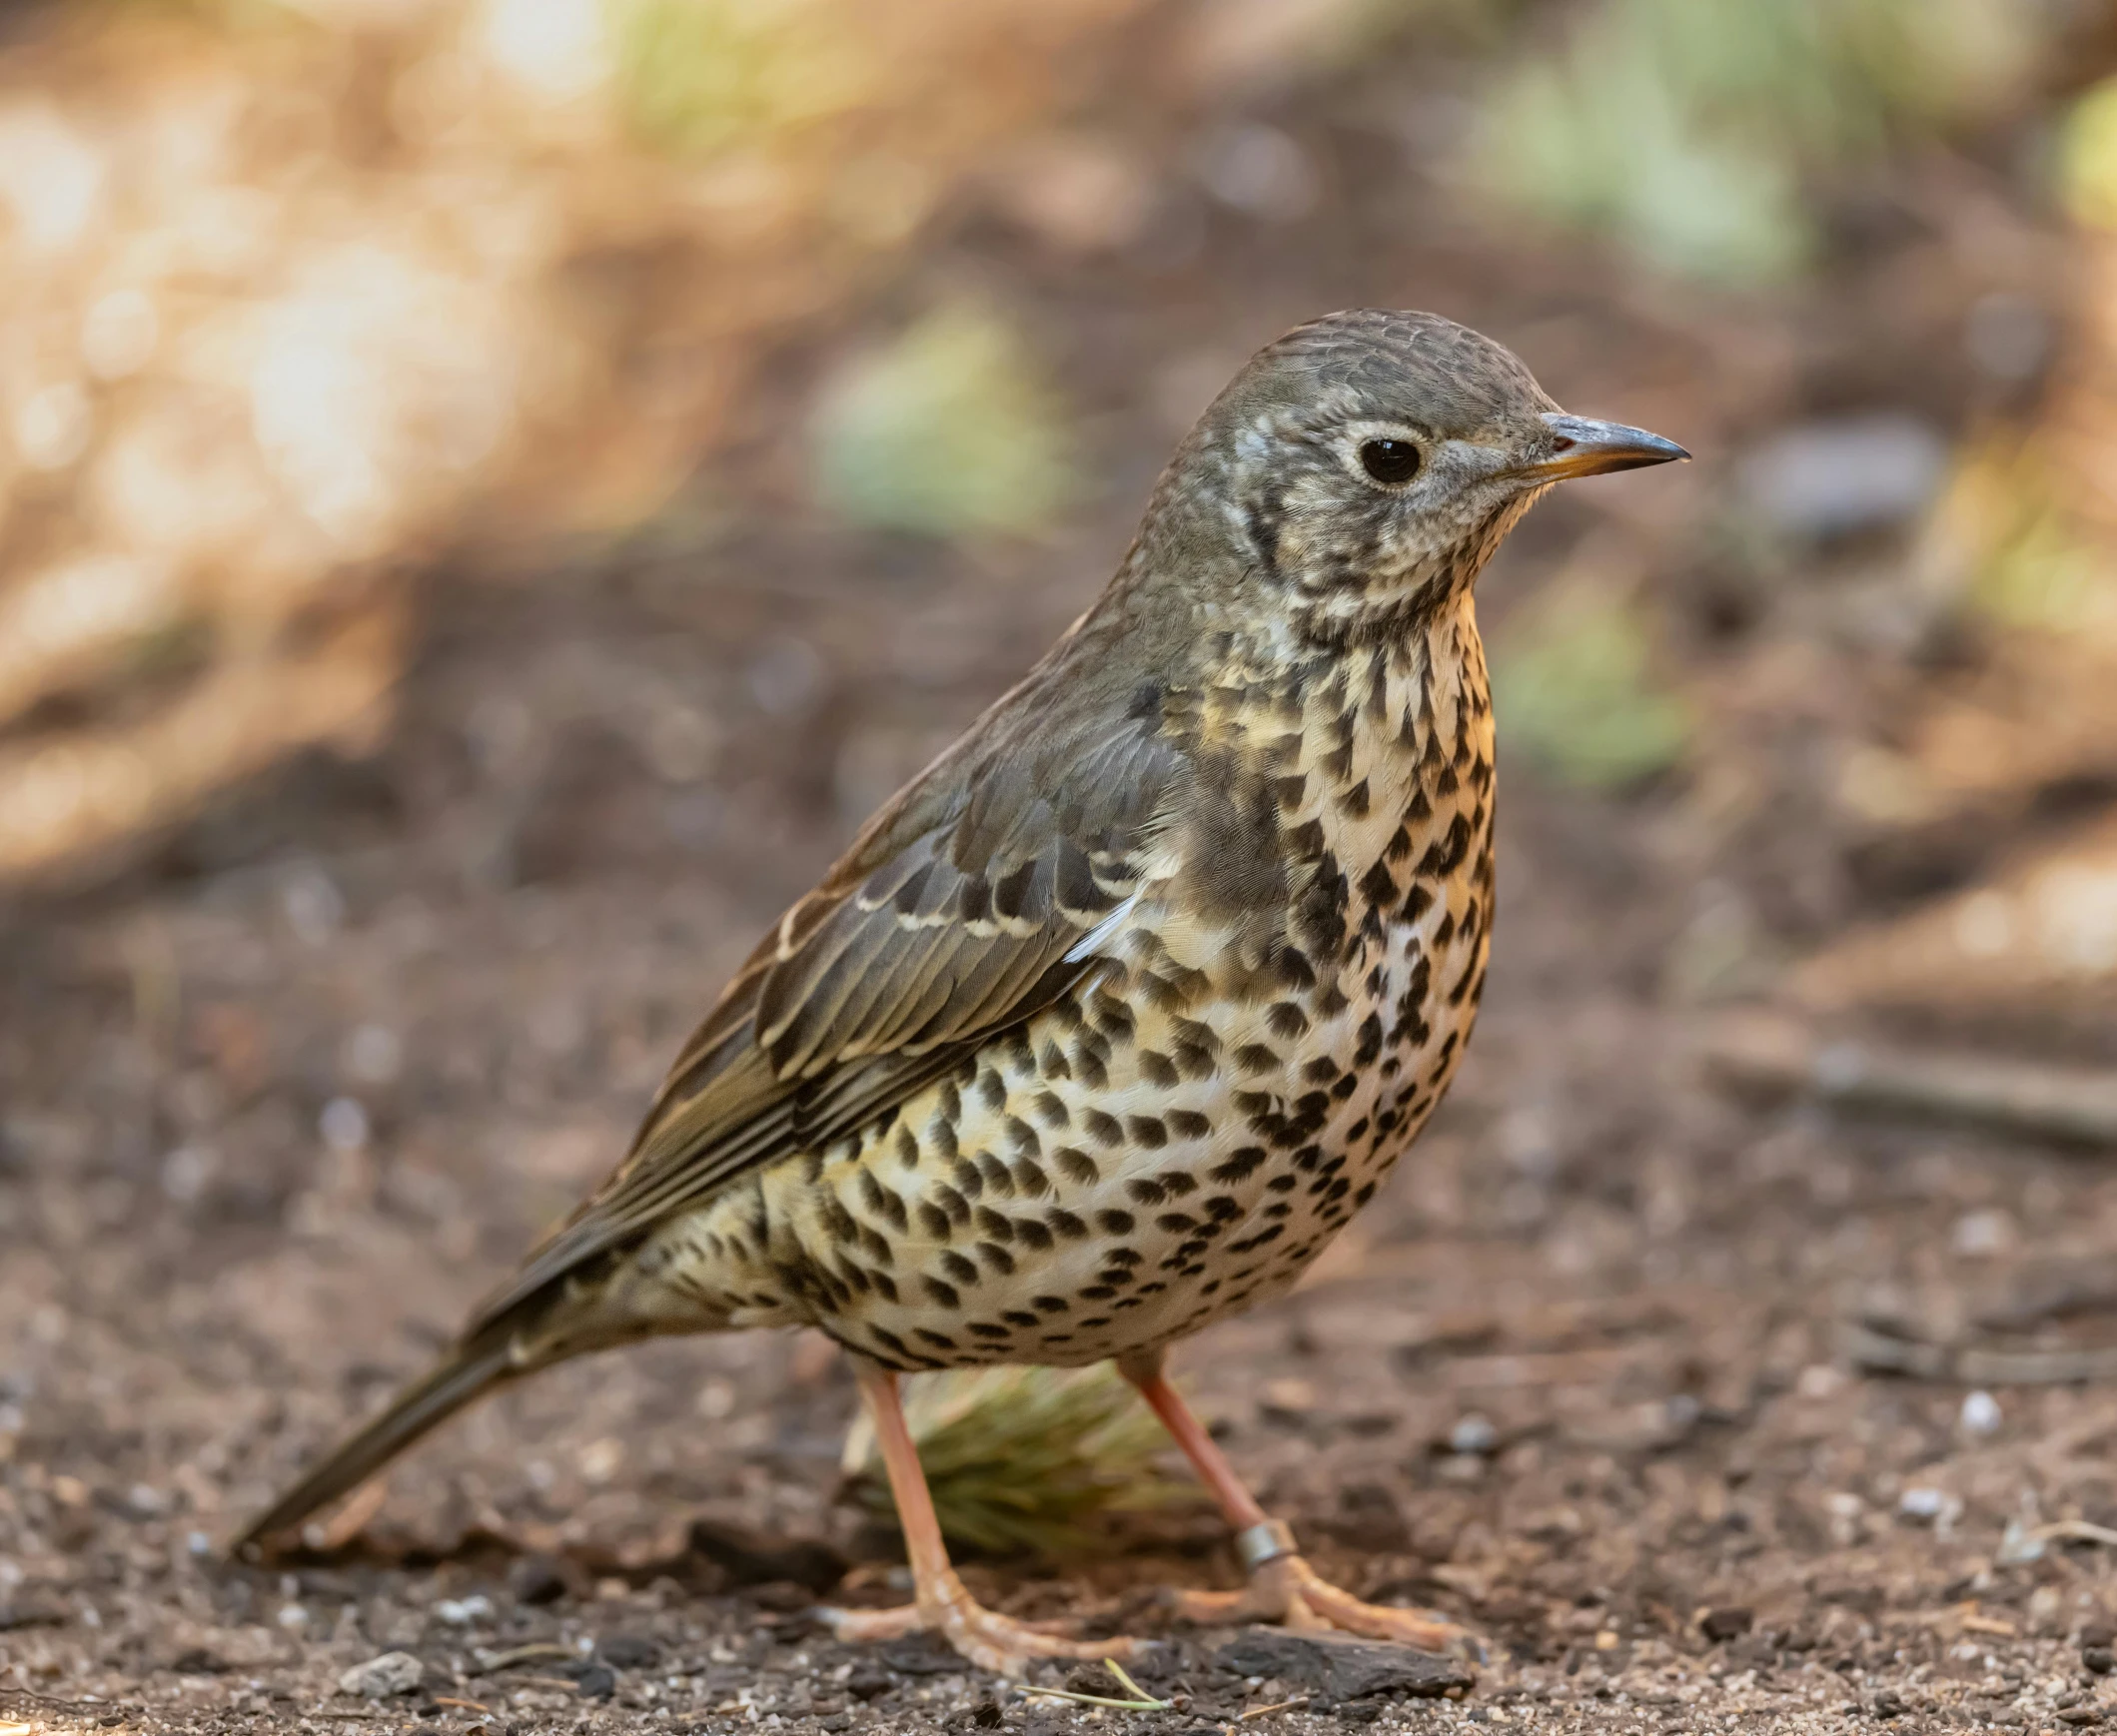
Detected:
[{"left": 1358, "top": 437, "right": 1422, "bottom": 486}]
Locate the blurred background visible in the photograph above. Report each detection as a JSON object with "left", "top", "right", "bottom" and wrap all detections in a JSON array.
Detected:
[{"left": 12, "top": 0, "right": 2117, "bottom": 1719}]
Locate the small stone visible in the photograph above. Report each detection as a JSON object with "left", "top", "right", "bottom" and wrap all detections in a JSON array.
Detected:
[
  {"left": 684, "top": 1517, "right": 847, "bottom": 1593},
  {"left": 2085, "top": 1646, "right": 2115, "bottom": 1675},
  {"left": 338, "top": 1652, "right": 424, "bottom": 1699},
  {"left": 509, "top": 1554, "right": 568, "bottom": 1605},
  {"left": 1797, "top": 1360, "right": 1852, "bottom": 1401},
  {"left": 1738, "top": 415, "right": 1946, "bottom": 540},
  {"left": 1869, "top": 1688, "right": 1907, "bottom": 1719},
  {"left": 2059, "top": 1709, "right": 2105, "bottom": 1727},
  {"left": 1960, "top": 1390, "right": 2003, "bottom": 1436},
  {"left": 319, "top": 1096, "right": 371, "bottom": 1154},
  {"left": 1699, "top": 1607, "right": 1753, "bottom": 1643},
  {"left": 748, "top": 1579, "right": 815, "bottom": 1613},
  {"left": 880, "top": 1637, "right": 963, "bottom": 1676},
  {"left": 1448, "top": 1413, "right": 1499, "bottom": 1455},
  {"left": 968, "top": 1700, "right": 1006, "bottom": 1728},
  {"left": 846, "top": 1663, "right": 895, "bottom": 1701},
  {"left": 571, "top": 1664, "right": 616, "bottom": 1700},
  {"left": 1216, "top": 1629, "right": 1472, "bottom": 1700},
  {"left": 598, "top": 1633, "right": 660, "bottom": 1670},
  {"left": 1952, "top": 1208, "right": 2015, "bottom": 1258}
]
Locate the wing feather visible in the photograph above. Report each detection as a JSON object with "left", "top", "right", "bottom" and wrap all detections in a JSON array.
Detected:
[{"left": 466, "top": 688, "right": 1180, "bottom": 1337}]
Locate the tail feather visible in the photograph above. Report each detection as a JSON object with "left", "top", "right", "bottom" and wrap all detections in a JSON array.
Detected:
[{"left": 233, "top": 1338, "right": 519, "bottom": 1557}]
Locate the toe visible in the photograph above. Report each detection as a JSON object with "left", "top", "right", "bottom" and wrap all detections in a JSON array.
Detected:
[
  {"left": 1286, "top": 1560, "right": 1484, "bottom": 1661},
  {"left": 943, "top": 1611, "right": 1158, "bottom": 1678},
  {"left": 817, "top": 1603, "right": 926, "bottom": 1643},
  {"left": 1162, "top": 1583, "right": 1268, "bottom": 1624},
  {"left": 834, "top": 1575, "right": 1158, "bottom": 1678}
]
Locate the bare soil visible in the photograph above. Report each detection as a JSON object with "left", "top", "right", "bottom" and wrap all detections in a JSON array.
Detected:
[{"left": 8, "top": 64, "right": 2117, "bottom": 1736}]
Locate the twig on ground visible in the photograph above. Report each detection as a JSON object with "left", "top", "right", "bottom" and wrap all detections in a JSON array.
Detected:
[
  {"left": 473, "top": 1644, "right": 578, "bottom": 1674},
  {"left": 1702, "top": 1014, "right": 2117, "bottom": 1147},
  {"left": 1842, "top": 1316, "right": 2117, "bottom": 1385},
  {"left": 1241, "top": 1697, "right": 1311, "bottom": 1719},
  {"left": 2034, "top": 1519, "right": 2117, "bottom": 1548}
]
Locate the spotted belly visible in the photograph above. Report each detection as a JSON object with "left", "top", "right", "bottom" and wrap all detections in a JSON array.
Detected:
[{"left": 626, "top": 851, "right": 1489, "bottom": 1372}]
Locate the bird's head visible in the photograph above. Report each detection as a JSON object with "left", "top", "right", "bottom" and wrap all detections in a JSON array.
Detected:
[{"left": 1137, "top": 308, "right": 1686, "bottom": 646}]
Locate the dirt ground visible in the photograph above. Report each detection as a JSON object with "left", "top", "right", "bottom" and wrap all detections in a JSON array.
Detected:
[{"left": 10, "top": 43, "right": 2117, "bottom": 1736}]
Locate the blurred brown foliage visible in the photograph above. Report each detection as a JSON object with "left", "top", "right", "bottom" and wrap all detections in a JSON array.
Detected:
[
  {"left": 0, "top": 0, "right": 1152, "bottom": 883},
  {"left": 5, "top": 0, "right": 2117, "bottom": 1042}
]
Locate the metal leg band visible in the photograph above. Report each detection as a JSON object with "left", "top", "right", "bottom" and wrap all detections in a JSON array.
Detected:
[{"left": 1234, "top": 1518, "right": 1298, "bottom": 1571}]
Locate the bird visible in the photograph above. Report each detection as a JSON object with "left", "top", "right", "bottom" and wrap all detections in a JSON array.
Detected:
[{"left": 236, "top": 309, "right": 1686, "bottom": 1675}]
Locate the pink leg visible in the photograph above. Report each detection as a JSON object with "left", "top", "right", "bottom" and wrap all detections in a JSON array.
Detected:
[
  {"left": 1119, "top": 1349, "right": 1482, "bottom": 1660},
  {"left": 818, "top": 1360, "right": 1155, "bottom": 1677}
]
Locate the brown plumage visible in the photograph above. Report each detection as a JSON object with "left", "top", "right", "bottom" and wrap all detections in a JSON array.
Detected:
[{"left": 238, "top": 309, "right": 1685, "bottom": 1675}]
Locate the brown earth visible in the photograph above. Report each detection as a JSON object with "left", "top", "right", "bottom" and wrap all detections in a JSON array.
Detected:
[{"left": 8, "top": 38, "right": 2117, "bottom": 1736}]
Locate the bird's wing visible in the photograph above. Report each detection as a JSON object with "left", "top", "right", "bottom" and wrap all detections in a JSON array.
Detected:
[{"left": 467, "top": 693, "right": 1180, "bottom": 1333}]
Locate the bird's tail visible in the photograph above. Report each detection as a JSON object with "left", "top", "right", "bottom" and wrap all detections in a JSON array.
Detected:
[{"left": 232, "top": 1335, "right": 521, "bottom": 1558}]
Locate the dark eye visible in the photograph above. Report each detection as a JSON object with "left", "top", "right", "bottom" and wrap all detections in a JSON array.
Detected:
[{"left": 1359, "top": 438, "right": 1422, "bottom": 485}]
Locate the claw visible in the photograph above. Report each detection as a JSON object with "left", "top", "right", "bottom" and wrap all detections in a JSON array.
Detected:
[
  {"left": 1164, "top": 1555, "right": 1482, "bottom": 1664},
  {"left": 819, "top": 1568, "right": 1157, "bottom": 1678}
]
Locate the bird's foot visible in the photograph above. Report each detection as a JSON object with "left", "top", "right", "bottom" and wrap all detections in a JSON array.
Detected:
[
  {"left": 819, "top": 1568, "right": 1156, "bottom": 1679},
  {"left": 1166, "top": 1551, "right": 1483, "bottom": 1662}
]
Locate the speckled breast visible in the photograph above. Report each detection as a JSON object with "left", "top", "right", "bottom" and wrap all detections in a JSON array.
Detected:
[{"left": 641, "top": 603, "right": 1497, "bottom": 1371}]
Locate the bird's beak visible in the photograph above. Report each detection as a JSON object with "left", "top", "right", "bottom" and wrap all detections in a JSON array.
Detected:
[{"left": 1516, "top": 413, "right": 1690, "bottom": 482}]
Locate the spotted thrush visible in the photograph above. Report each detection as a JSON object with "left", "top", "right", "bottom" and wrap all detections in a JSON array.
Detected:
[{"left": 238, "top": 310, "right": 1686, "bottom": 1673}]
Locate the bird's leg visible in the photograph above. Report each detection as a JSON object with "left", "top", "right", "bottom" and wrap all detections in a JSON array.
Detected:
[
  {"left": 1118, "top": 1350, "right": 1482, "bottom": 1660},
  {"left": 819, "top": 1360, "right": 1155, "bottom": 1678}
]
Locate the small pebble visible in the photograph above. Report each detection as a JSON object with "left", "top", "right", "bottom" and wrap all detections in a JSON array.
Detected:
[
  {"left": 509, "top": 1555, "right": 567, "bottom": 1605},
  {"left": 599, "top": 1633, "right": 660, "bottom": 1670},
  {"left": 1699, "top": 1607, "right": 1753, "bottom": 1643},
  {"left": 1738, "top": 415, "right": 1945, "bottom": 540},
  {"left": 1897, "top": 1487, "right": 1947, "bottom": 1520},
  {"left": 319, "top": 1096, "right": 370, "bottom": 1154},
  {"left": 1960, "top": 1390, "right": 2003, "bottom": 1436},
  {"left": 846, "top": 1664, "right": 895, "bottom": 1701},
  {"left": 1449, "top": 1413, "right": 1499, "bottom": 1455},
  {"left": 338, "top": 1652, "right": 423, "bottom": 1699}
]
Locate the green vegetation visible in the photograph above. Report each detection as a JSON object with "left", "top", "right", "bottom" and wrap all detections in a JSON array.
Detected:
[
  {"left": 811, "top": 304, "right": 1078, "bottom": 539},
  {"left": 1468, "top": 0, "right": 2044, "bottom": 282},
  {"left": 608, "top": 0, "right": 867, "bottom": 158},
  {"left": 1492, "top": 580, "right": 1691, "bottom": 788},
  {"left": 841, "top": 1364, "right": 1193, "bottom": 1557}
]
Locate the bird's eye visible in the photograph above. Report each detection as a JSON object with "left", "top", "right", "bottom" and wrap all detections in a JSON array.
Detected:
[{"left": 1359, "top": 438, "right": 1422, "bottom": 486}]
